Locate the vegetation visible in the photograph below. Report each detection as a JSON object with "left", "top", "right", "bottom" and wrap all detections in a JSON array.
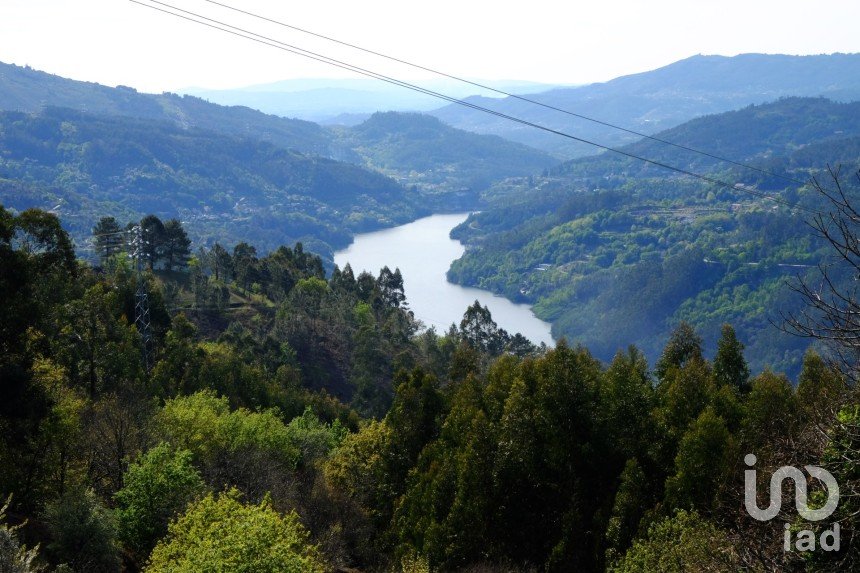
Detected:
[
  {"left": 335, "top": 112, "right": 556, "bottom": 208},
  {"left": 447, "top": 97, "right": 860, "bottom": 378},
  {"left": 0, "top": 203, "right": 857, "bottom": 572},
  {"left": 430, "top": 53, "right": 860, "bottom": 158},
  {"left": 0, "top": 106, "right": 427, "bottom": 260}
]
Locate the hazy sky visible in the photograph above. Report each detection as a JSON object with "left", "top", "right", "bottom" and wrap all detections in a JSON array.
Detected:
[{"left": 1, "top": 0, "right": 857, "bottom": 94}]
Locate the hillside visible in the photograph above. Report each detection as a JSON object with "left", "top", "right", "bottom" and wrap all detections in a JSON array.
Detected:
[
  {"left": 333, "top": 112, "right": 557, "bottom": 208},
  {"left": 446, "top": 97, "right": 860, "bottom": 377},
  {"left": 0, "top": 61, "right": 557, "bottom": 209},
  {"left": 0, "top": 61, "right": 336, "bottom": 157},
  {"left": 0, "top": 107, "right": 426, "bottom": 259},
  {"left": 430, "top": 53, "right": 860, "bottom": 158}
]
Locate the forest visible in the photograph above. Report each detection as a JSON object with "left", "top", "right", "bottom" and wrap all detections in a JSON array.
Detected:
[
  {"left": 1, "top": 203, "right": 857, "bottom": 572},
  {"left": 447, "top": 98, "right": 860, "bottom": 378}
]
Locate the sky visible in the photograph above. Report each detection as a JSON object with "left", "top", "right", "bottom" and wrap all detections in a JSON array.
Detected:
[{"left": 0, "top": 0, "right": 858, "bottom": 94}]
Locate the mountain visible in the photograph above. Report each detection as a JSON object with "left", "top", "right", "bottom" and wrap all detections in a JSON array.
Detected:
[
  {"left": 445, "top": 97, "right": 860, "bottom": 378},
  {"left": 429, "top": 53, "right": 860, "bottom": 158},
  {"left": 333, "top": 112, "right": 557, "bottom": 208},
  {"left": 182, "top": 77, "right": 566, "bottom": 123},
  {"left": 0, "top": 62, "right": 558, "bottom": 209},
  {"left": 0, "top": 61, "right": 336, "bottom": 157},
  {"left": 0, "top": 107, "right": 425, "bottom": 259}
]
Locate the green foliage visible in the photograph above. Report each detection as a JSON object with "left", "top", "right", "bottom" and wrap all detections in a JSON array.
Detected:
[
  {"left": 664, "top": 408, "right": 736, "bottom": 511},
  {"left": 0, "top": 107, "right": 424, "bottom": 258},
  {"left": 604, "top": 459, "right": 651, "bottom": 567},
  {"left": 343, "top": 111, "right": 555, "bottom": 206},
  {"left": 156, "top": 390, "right": 301, "bottom": 470},
  {"left": 285, "top": 406, "right": 347, "bottom": 466},
  {"left": 610, "top": 510, "right": 738, "bottom": 573},
  {"left": 712, "top": 323, "right": 750, "bottom": 392},
  {"left": 43, "top": 488, "right": 120, "bottom": 572},
  {"left": 445, "top": 98, "right": 860, "bottom": 379},
  {"left": 144, "top": 489, "right": 325, "bottom": 573},
  {"left": 114, "top": 443, "right": 206, "bottom": 561}
]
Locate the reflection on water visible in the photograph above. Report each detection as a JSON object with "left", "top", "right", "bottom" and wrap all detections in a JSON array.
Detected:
[{"left": 334, "top": 213, "right": 554, "bottom": 346}]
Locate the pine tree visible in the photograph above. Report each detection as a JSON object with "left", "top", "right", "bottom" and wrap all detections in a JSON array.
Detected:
[
  {"left": 162, "top": 218, "right": 191, "bottom": 272},
  {"left": 713, "top": 324, "right": 750, "bottom": 392}
]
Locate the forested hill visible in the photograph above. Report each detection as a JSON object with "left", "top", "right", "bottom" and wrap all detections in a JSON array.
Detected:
[
  {"left": 1, "top": 204, "right": 855, "bottom": 572},
  {"left": 335, "top": 112, "right": 557, "bottom": 208},
  {"left": 430, "top": 53, "right": 860, "bottom": 158},
  {"left": 0, "top": 61, "right": 335, "bottom": 157},
  {"left": 0, "top": 61, "right": 558, "bottom": 207},
  {"left": 0, "top": 107, "right": 426, "bottom": 258},
  {"left": 553, "top": 97, "right": 860, "bottom": 177},
  {"left": 446, "top": 97, "right": 860, "bottom": 378}
]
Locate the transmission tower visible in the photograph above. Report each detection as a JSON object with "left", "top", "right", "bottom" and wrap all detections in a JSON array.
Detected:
[{"left": 129, "top": 225, "right": 153, "bottom": 371}]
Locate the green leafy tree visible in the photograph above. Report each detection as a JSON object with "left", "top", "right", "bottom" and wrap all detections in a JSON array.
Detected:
[
  {"left": 459, "top": 301, "right": 508, "bottom": 356},
  {"left": 600, "top": 346, "right": 655, "bottom": 462},
  {"left": 232, "top": 242, "right": 258, "bottom": 295},
  {"left": 43, "top": 488, "right": 120, "bottom": 572},
  {"left": 377, "top": 266, "right": 406, "bottom": 309},
  {"left": 611, "top": 510, "right": 738, "bottom": 572},
  {"left": 114, "top": 443, "right": 206, "bottom": 561},
  {"left": 655, "top": 322, "right": 704, "bottom": 382},
  {"left": 604, "top": 459, "right": 651, "bottom": 567},
  {"left": 796, "top": 349, "right": 845, "bottom": 422},
  {"left": 210, "top": 242, "right": 232, "bottom": 282},
  {"left": 664, "top": 408, "right": 736, "bottom": 512},
  {"left": 144, "top": 489, "right": 325, "bottom": 573},
  {"left": 713, "top": 324, "right": 750, "bottom": 392}
]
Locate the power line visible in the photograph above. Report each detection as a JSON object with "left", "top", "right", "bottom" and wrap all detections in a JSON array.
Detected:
[
  {"left": 199, "top": 0, "right": 814, "bottom": 190},
  {"left": 129, "top": 0, "right": 819, "bottom": 215}
]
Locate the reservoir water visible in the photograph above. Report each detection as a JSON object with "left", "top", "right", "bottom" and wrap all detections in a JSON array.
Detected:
[{"left": 334, "top": 213, "right": 555, "bottom": 346}]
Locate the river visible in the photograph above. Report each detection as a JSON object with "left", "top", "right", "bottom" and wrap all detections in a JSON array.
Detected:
[{"left": 334, "top": 213, "right": 555, "bottom": 346}]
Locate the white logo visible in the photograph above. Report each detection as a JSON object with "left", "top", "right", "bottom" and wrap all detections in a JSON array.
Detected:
[{"left": 744, "top": 453, "right": 841, "bottom": 552}]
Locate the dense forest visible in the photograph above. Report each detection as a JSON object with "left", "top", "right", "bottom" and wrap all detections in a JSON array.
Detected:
[
  {"left": 447, "top": 98, "right": 860, "bottom": 378},
  {"left": 1, "top": 204, "right": 857, "bottom": 572},
  {"left": 0, "top": 106, "right": 427, "bottom": 260}
]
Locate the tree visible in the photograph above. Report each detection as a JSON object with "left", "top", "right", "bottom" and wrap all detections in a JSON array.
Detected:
[
  {"left": 783, "top": 167, "right": 860, "bottom": 381},
  {"left": 611, "top": 510, "right": 738, "bottom": 572},
  {"left": 43, "top": 488, "right": 121, "bottom": 572},
  {"left": 654, "top": 322, "right": 703, "bottom": 382},
  {"left": 232, "top": 242, "right": 258, "bottom": 294},
  {"left": 145, "top": 489, "right": 325, "bottom": 573},
  {"left": 211, "top": 242, "right": 232, "bottom": 282},
  {"left": 92, "top": 217, "right": 124, "bottom": 266},
  {"left": 160, "top": 219, "right": 191, "bottom": 272},
  {"left": 139, "top": 215, "right": 165, "bottom": 269},
  {"left": 713, "top": 324, "right": 750, "bottom": 392},
  {"left": 114, "top": 443, "right": 206, "bottom": 562},
  {"left": 459, "top": 301, "right": 508, "bottom": 355},
  {"left": 377, "top": 266, "right": 406, "bottom": 309}
]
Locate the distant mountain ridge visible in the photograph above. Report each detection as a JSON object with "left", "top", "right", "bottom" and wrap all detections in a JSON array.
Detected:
[
  {"left": 181, "top": 78, "right": 567, "bottom": 123},
  {"left": 0, "top": 61, "right": 557, "bottom": 204},
  {"left": 429, "top": 53, "right": 860, "bottom": 158},
  {"left": 0, "top": 61, "right": 335, "bottom": 157}
]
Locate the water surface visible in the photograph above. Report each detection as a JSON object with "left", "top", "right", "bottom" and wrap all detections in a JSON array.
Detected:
[{"left": 334, "top": 213, "right": 554, "bottom": 346}]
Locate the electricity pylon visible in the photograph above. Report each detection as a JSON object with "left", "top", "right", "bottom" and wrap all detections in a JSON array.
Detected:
[{"left": 129, "top": 225, "right": 153, "bottom": 371}]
